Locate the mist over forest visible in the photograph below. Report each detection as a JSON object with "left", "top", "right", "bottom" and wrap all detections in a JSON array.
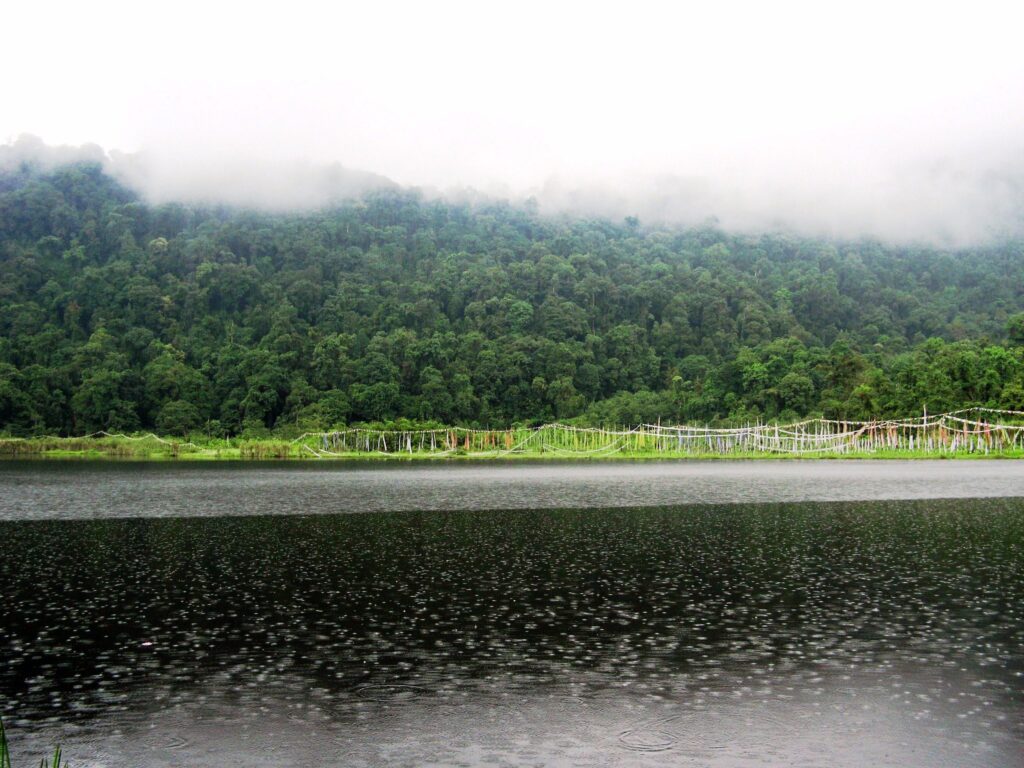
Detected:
[
  {"left": 5, "top": 133, "right": 1024, "bottom": 248},
  {"left": 2, "top": 152, "right": 1024, "bottom": 437}
]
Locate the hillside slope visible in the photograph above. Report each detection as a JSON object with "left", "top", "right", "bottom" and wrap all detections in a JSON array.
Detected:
[{"left": 2, "top": 163, "right": 1024, "bottom": 436}]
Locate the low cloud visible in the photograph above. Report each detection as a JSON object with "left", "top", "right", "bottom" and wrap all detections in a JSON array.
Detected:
[
  {"left": 109, "top": 148, "right": 397, "bottom": 209},
  {"left": 0, "top": 134, "right": 107, "bottom": 173},
  {"left": 5, "top": 3, "right": 1024, "bottom": 247},
  {"left": 1, "top": 136, "right": 396, "bottom": 209},
  {"left": 4, "top": 133, "right": 1024, "bottom": 248},
  {"left": 533, "top": 153, "right": 1024, "bottom": 246}
]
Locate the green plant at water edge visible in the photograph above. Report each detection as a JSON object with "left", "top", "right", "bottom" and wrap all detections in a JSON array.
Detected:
[{"left": 0, "top": 719, "right": 68, "bottom": 768}]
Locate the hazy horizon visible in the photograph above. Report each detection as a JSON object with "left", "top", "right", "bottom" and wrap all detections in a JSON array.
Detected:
[{"left": 4, "top": 1, "right": 1024, "bottom": 246}]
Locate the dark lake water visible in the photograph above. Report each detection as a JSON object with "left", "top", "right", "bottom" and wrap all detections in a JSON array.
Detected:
[{"left": 1, "top": 461, "right": 1023, "bottom": 767}]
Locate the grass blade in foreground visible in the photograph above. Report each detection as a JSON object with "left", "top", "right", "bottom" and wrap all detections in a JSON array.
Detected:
[{"left": 0, "top": 721, "right": 66, "bottom": 768}]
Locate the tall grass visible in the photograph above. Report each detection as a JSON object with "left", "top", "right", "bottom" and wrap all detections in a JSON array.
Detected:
[
  {"left": 238, "top": 440, "right": 293, "bottom": 459},
  {"left": 0, "top": 434, "right": 203, "bottom": 459},
  {"left": 0, "top": 719, "right": 67, "bottom": 768}
]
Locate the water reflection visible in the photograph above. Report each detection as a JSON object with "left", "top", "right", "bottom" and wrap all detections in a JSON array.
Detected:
[
  {"left": 2, "top": 498, "right": 1023, "bottom": 766},
  {"left": 4, "top": 459, "right": 1024, "bottom": 520}
]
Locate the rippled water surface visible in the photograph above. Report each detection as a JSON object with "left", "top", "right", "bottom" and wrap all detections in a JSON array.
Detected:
[
  {"left": 1, "top": 462, "right": 1023, "bottom": 767},
  {"left": 4, "top": 459, "right": 1024, "bottom": 519}
]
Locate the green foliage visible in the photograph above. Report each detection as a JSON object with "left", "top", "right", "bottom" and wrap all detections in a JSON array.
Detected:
[
  {"left": 155, "top": 400, "right": 202, "bottom": 435},
  {"left": 0, "top": 719, "right": 67, "bottom": 768},
  {"left": 1008, "top": 313, "right": 1024, "bottom": 346},
  {"left": 3, "top": 162, "right": 1024, "bottom": 434}
]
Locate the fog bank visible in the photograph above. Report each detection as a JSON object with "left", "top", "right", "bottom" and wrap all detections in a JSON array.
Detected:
[
  {"left": 5, "top": 134, "right": 1023, "bottom": 248},
  {"left": 3, "top": 1, "right": 1024, "bottom": 245}
]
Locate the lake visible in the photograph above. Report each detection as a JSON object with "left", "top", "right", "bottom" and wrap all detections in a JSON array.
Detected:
[{"left": 1, "top": 460, "right": 1022, "bottom": 767}]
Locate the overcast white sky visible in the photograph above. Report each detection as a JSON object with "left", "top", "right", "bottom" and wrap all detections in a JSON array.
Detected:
[{"left": 4, "top": 0, "right": 1024, "bottom": 244}]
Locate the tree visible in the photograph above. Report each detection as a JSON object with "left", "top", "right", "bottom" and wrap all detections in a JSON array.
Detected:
[
  {"left": 156, "top": 400, "right": 202, "bottom": 435},
  {"left": 3, "top": 159, "right": 1024, "bottom": 436},
  {"left": 777, "top": 371, "right": 815, "bottom": 414},
  {"left": 1007, "top": 313, "right": 1024, "bottom": 346},
  {"left": 71, "top": 370, "right": 139, "bottom": 432}
]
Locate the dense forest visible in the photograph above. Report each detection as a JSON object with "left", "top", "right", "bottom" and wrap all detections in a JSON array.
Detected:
[{"left": 2, "top": 162, "right": 1024, "bottom": 437}]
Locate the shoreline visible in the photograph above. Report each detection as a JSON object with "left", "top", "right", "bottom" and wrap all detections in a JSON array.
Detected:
[
  {"left": 1, "top": 436, "right": 1022, "bottom": 461},
  {"left": 5, "top": 411, "right": 1024, "bottom": 461}
]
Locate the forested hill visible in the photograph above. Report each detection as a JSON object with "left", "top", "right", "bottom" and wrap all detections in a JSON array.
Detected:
[{"left": 2, "top": 162, "right": 1024, "bottom": 437}]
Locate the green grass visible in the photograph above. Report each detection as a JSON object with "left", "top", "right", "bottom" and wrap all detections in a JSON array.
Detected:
[
  {"left": 6, "top": 416, "right": 1024, "bottom": 461},
  {"left": 1, "top": 433, "right": 1023, "bottom": 461},
  {"left": 0, "top": 719, "right": 67, "bottom": 768},
  {"left": 0, "top": 434, "right": 231, "bottom": 460}
]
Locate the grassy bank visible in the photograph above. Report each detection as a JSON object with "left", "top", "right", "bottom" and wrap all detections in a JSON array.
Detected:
[
  {"left": 0, "top": 433, "right": 285, "bottom": 461},
  {"left": 1, "top": 432, "right": 1023, "bottom": 460},
  {"left": 6, "top": 414, "right": 1024, "bottom": 460}
]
